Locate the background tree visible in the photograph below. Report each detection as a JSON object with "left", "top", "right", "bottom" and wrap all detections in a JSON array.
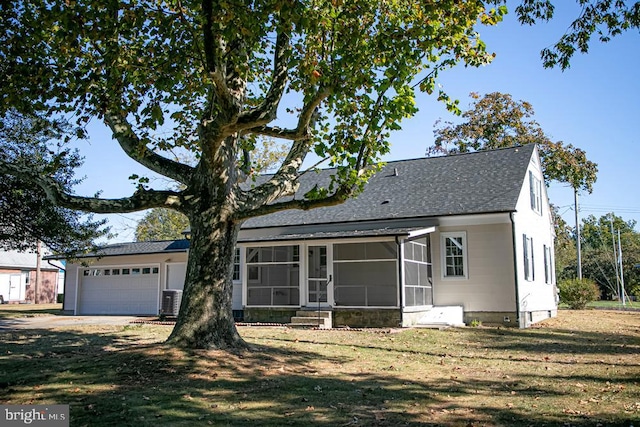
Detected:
[
  {"left": 578, "top": 213, "right": 640, "bottom": 299},
  {"left": 0, "top": 1, "right": 509, "bottom": 349},
  {"left": 428, "top": 92, "right": 598, "bottom": 192},
  {"left": 553, "top": 205, "right": 578, "bottom": 281},
  {"left": 0, "top": 111, "right": 108, "bottom": 257},
  {"left": 135, "top": 209, "right": 190, "bottom": 242}
]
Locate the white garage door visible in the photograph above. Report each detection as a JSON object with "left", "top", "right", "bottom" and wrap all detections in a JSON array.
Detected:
[{"left": 78, "top": 266, "right": 159, "bottom": 315}]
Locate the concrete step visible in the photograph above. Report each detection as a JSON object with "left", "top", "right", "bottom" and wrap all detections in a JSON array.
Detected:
[
  {"left": 290, "top": 314, "right": 332, "bottom": 329},
  {"left": 295, "top": 310, "right": 332, "bottom": 318},
  {"left": 416, "top": 306, "right": 465, "bottom": 327}
]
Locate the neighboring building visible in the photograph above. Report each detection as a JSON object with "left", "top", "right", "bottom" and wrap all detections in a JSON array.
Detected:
[
  {"left": 56, "top": 145, "right": 558, "bottom": 328},
  {"left": 0, "top": 248, "right": 64, "bottom": 304}
]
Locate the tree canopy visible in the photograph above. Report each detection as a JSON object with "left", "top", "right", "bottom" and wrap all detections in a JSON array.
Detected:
[
  {"left": 0, "top": 1, "right": 510, "bottom": 348},
  {"left": 135, "top": 208, "right": 190, "bottom": 242},
  {"left": 0, "top": 111, "right": 108, "bottom": 256},
  {"left": 428, "top": 92, "right": 598, "bottom": 193},
  {"left": 516, "top": 0, "right": 640, "bottom": 69}
]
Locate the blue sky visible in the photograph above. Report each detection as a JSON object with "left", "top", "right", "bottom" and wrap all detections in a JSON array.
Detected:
[{"left": 73, "top": 3, "right": 640, "bottom": 242}]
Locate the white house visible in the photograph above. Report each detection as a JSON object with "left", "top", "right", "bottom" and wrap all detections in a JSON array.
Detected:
[{"left": 56, "top": 145, "right": 558, "bottom": 328}]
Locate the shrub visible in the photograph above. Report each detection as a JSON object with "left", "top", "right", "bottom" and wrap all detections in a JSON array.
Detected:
[
  {"left": 469, "top": 319, "right": 482, "bottom": 328},
  {"left": 557, "top": 278, "right": 600, "bottom": 309}
]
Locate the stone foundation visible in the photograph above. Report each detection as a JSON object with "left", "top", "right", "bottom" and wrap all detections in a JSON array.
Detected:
[
  {"left": 243, "top": 308, "right": 297, "bottom": 324},
  {"left": 333, "top": 308, "right": 401, "bottom": 328},
  {"left": 242, "top": 307, "right": 557, "bottom": 329}
]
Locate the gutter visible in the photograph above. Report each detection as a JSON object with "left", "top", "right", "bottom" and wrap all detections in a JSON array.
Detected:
[{"left": 510, "top": 212, "right": 521, "bottom": 327}]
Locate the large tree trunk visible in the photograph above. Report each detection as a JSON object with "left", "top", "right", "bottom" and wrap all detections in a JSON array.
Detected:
[{"left": 166, "top": 213, "right": 246, "bottom": 350}]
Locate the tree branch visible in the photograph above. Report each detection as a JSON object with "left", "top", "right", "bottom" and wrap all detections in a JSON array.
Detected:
[
  {"left": 234, "top": 185, "right": 352, "bottom": 222},
  {"left": 201, "top": 0, "right": 234, "bottom": 112},
  {"left": 233, "top": 24, "right": 291, "bottom": 131},
  {"left": 237, "top": 86, "right": 331, "bottom": 211},
  {"left": 104, "top": 111, "right": 195, "bottom": 184},
  {"left": 245, "top": 125, "right": 310, "bottom": 141},
  {"left": 1, "top": 159, "right": 186, "bottom": 214}
]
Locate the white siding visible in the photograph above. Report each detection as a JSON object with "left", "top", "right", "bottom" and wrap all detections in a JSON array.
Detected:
[
  {"left": 432, "top": 223, "right": 516, "bottom": 312},
  {"left": 512, "top": 151, "right": 557, "bottom": 319},
  {"left": 63, "top": 264, "right": 79, "bottom": 312}
]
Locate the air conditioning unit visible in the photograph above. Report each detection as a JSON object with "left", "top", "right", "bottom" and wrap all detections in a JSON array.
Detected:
[{"left": 161, "top": 289, "right": 183, "bottom": 317}]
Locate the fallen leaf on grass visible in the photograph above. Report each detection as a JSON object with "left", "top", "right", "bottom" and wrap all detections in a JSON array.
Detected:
[
  {"left": 373, "top": 411, "right": 386, "bottom": 421},
  {"left": 563, "top": 408, "right": 589, "bottom": 415}
]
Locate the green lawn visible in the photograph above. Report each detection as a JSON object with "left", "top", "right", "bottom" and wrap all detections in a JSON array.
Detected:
[
  {"left": 558, "top": 300, "right": 639, "bottom": 310},
  {"left": 589, "top": 299, "right": 639, "bottom": 309},
  {"left": 1, "top": 310, "right": 639, "bottom": 426},
  {"left": 0, "top": 303, "right": 63, "bottom": 318}
]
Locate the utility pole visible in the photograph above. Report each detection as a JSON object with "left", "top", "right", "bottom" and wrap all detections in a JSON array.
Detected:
[
  {"left": 574, "top": 188, "right": 582, "bottom": 279},
  {"left": 610, "top": 216, "right": 620, "bottom": 301},
  {"left": 617, "top": 229, "right": 626, "bottom": 306}
]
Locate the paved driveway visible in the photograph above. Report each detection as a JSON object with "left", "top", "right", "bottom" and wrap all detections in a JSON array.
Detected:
[{"left": 0, "top": 315, "right": 144, "bottom": 330}]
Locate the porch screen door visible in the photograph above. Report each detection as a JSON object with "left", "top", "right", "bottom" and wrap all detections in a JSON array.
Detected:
[{"left": 307, "top": 246, "right": 329, "bottom": 305}]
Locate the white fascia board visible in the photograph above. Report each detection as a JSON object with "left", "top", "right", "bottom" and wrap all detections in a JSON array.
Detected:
[
  {"left": 437, "top": 213, "right": 512, "bottom": 227},
  {"left": 406, "top": 226, "right": 436, "bottom": 239}
]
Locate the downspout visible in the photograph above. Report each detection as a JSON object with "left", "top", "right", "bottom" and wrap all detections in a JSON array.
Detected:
[
  {"left": 510, "top": 212, "right": 521, "bottom": 327},
  {"left": 395, "top": 236, "right": 403, "bottom": 327}
]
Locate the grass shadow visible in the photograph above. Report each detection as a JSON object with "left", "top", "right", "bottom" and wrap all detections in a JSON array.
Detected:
[{"left": 1, "top": 321, "right": 639, "bottom": 426}]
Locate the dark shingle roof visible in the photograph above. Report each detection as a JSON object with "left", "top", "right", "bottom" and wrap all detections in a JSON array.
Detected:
[
  {"left": 244, "top": 144, "right": 535, "bottom": 229},
  {"left": 55, "top": 145, "right": 535, "bottom": 258},
  {"left": 238, "top": 226, "right": 435, "bottom": 243},
  {"left": 46, "top": 239, "right": 190, "bottom": 259}
]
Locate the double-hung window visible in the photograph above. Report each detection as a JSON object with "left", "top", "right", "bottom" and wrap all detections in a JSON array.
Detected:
[
  {"left": 523, "top": 235, "right": 534, "bottom": 281},
  {"left": 529, "top": 171, "right": 542, "bottom": 214},
  {"left": 441, "top": 232, "right": 468, "bottom": 279},
  {"left": 543, "top": 244, "right": 553, "bottom": 284}
]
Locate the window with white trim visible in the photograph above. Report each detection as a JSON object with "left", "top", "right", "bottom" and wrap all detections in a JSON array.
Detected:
[
  {"left": 529, "top": 171, "right": 542, "bottom": 214},
  {"left": 543, "top": 244, "right": 553, "bottom": 284},
  {"left": 523, "top": 235, "right": 534, "bottom": 281},
  {"left": 441, "top": 232, "right": 468, "bottom": 279}
]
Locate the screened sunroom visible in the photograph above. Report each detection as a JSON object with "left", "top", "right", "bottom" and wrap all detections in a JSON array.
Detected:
[{"left": 239, "top": 231, "right": 434, "bottom": 320}]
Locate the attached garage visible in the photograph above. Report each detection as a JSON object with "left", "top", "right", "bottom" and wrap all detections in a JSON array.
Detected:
[{"left": 78, "top": 265, "right": 160, "bottom": 315}]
